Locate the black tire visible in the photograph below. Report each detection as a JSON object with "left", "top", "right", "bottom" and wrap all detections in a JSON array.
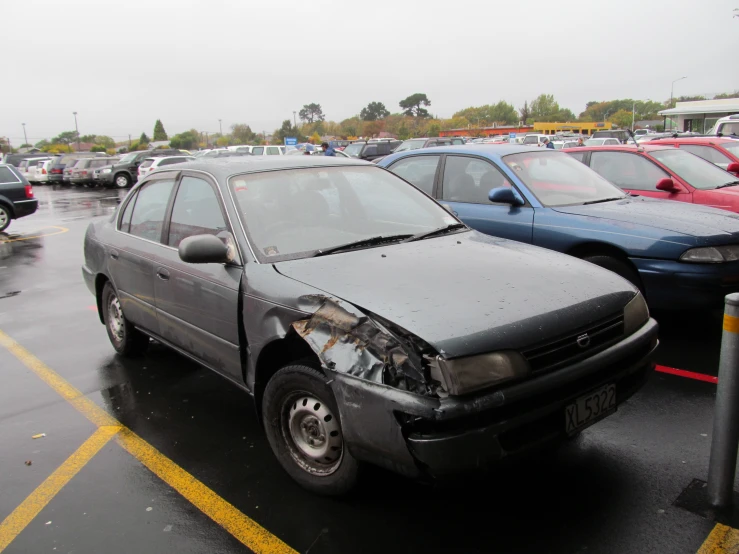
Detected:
[
  {"left": 583, "top": 255, "right": 643, "bottom": 293},
  {"left": 0, "top": 204, "right": 11, "bottom": 232},
  {"left": 101, "top": 282, "right": 149, "bottom": 356},
  {"left": 114, "top": 173, "right": 131, "bottom": 189},
  {"left": 262, "top": 364, "right": 359, "bottom": 495}
]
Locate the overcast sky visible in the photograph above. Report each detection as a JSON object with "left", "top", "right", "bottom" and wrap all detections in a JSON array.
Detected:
[{"left": 4, "top": 0, "right": 738, "bottom": 144}]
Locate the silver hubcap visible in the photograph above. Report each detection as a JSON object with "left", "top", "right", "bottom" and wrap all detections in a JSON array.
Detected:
[
  {"left": 285, "top": 395, "right": 342, "bottom": 474},
  {"left": 0, "top": 208, "right": 8, "bottom": 228},
  {"left": 115, "top": 175, "right": 128, "bottom": 188},
  {"left": 108, "top": 295, "right": 125, "bottom": 342}
]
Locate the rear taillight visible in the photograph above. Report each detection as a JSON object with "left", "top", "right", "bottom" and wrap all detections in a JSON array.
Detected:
[
  {"left": 81, "top": 171, "right": 88, "bottom": 175},
  {"left": 25, "top": 185, "right": 34, "bottom": 199},
  {"left": 51, "top": 168, "right": 62, "bottom": 174},
  {"left": 42, "top": 168, "right": 47, "bottom": 174}
]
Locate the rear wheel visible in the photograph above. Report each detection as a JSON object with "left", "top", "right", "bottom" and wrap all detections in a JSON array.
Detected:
[
  {"left": 262, "top": 364, "right": 359, "bottom": 495},
  {"left": 101, "top": 282, "right": 149, "bottom": 356},
  {"left": 0, "top": 204, "right": 11, "bottom": 232},
  {"left": 114, "top": 173, "right": 131, "bottom": 189},
  {"left": 583, "top": 255, "right": 643, "bottom": 292}
]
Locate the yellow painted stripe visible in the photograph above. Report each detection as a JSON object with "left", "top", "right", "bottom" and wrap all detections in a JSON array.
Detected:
[
  {"left": 0, "top": 226, "right": 69, "bottom": 244},
  {"left": 0, "top": 328, "right": 297, "bottom": 554},
  {"left": 117, "top": 428, "right": 296, "bottom": 554},
  {"left": 724, "top": 314, "right": 739, "bottom": 334},
  {"left": 697, "top": 523, "right": 739, "bottom": 554},
  {"left": 0, "top": 426, "right": 120, "bottom": 552}
]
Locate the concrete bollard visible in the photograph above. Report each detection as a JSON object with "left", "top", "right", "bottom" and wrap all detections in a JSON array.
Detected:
[{"left": 707, "top": 293, "right": 739, "bottom": 507}]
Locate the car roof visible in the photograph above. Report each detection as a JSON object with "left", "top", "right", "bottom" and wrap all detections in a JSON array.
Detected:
[
  {"left": 388, "top": 144, "right": 550, "bottom": 160},
  {"left": 563, "top": 144, "right": 674, "bottom": 153},
  {"left": 644, "top": 137, "right": 737, "bottom": 145},
  {"left": 159, "top": 156, "right": 372, "bottom": 180}
]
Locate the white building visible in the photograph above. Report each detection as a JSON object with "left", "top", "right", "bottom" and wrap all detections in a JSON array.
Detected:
[{"left": 659, "top": 98, "right": 739, "bottom": 133}]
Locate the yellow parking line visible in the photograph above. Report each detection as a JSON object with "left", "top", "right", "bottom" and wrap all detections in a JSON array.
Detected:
[
  {"left": 697, "top": 523, "right": 739, "bottom": 554},
  {"left": 0, "top": 226, "right": 69, "bottom": 244},
  {"left": 0, "top": 329, "right": 298, "bottom": 554},
  {"left": 0, "top": 425, "right": 121, "bottom": 552}
]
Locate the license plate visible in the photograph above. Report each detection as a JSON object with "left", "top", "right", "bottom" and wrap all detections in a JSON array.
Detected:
[{"left": 565, "top": 384, "right": 616, "bottom": 434}]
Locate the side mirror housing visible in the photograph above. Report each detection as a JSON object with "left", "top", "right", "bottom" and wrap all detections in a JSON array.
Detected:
[
  {"left": 656, "top": 177, "right": 678, "bottom": 192},
  {"left": 178, "top": 234, "right": 230, "bottom": 264},
  {"left": 727, "top": 162, "right": 739, "bottom": 176},
  {"left": 489, "top": 187, "right": 524, "bottom": 206}
]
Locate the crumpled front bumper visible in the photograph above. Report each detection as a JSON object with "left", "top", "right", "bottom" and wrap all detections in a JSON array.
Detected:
[{"left": 330, "top": 318, "right": 658, "bottom": 478}]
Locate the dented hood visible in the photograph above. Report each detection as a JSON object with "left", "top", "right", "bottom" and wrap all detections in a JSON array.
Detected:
[{"left": 274, "top": 231, "right": 637, "bottom": 358}]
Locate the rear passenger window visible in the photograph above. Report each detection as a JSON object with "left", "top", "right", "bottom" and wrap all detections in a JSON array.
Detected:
[
  {"left": 119, "top": 190, "right": 138, "bottom": 233},
  {"left": 0, "top": 166, "right": 20, "bottom": 183},
  {"left": 167, "top": 177, "right": 227, "bottom": 248},
  {"left": 441, "top": 156, "right": 513, "bottom": 204},
  {"left": 567, "top": 151, "right": 586, "bottom": 164},
  {"left": 388, "top": 155, "right": 440, "bottom": 195},
  {"left": 252, "top": 147, "right": 264, "bottom": 155},
  {"left": 128, "top": 179, "right": 175, "bottom": 242},
  {"left": 266, "top": 147, "right": 280, "bottom": 155}
]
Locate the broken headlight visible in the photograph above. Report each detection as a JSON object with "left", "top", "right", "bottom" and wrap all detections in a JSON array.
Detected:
[
  {"left": 623, "top": 292, "right": 649, "bottom": 336},
  {"left": 680, "top": 245, "right": 739, "bottom": 263},
  {"left": 435, "top": 351, "right": 530, "bottom": 396}
]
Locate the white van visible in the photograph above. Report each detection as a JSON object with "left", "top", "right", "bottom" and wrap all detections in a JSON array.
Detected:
[{"left": 707, "top": 115, "right": 739, "bottom": 137}]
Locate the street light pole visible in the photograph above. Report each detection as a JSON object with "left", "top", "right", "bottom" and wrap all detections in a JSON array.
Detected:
[
  {"left": 218, "top": 119, "right": 223, "bottom": 136},
  {"left": 293, "top": 111, "right": 297, "bottom": 129},
  {"left": 669, "top": 76, "right": 687, "bottom": 131},
  {"left": 22, "top": 123, "right": 28, "bottom": 147},
  {"left": 72, "top": 111, "right": 80, "bottom": 152}
]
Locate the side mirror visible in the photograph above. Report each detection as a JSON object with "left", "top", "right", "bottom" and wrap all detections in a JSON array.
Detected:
[
  {"left": 489, "top": 187, "right": 524, "bottom": 206},
  {"left": 656, "top": 177, "right": 678, "bottom": 192},
  {"left": 727, "top": 162, "right": 739, "bottom": 176},
  {"left": 178, "top": 234, "right": 230, "bottom": 264}
]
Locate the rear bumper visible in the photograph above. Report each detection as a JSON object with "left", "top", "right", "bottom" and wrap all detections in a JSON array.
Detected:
[
  {"left": 12, "top": 199, "right": 39, "bottom": 219},
  {"left": 331, "top": 318, "right": 659, "bottom": 478},
  {"left": 48, "top": 174, "right": 64, "bottom": 182},
  {"left": 632, "top": 257, "right": 739, "bottom": 310},
  {"left": 70, "top": 177, "right": 92, "bottom": 185}
]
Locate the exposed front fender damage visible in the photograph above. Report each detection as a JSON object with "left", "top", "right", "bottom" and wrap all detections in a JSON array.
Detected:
[{"left": 291, "top": 295, "right": 434, "bottom": 395}]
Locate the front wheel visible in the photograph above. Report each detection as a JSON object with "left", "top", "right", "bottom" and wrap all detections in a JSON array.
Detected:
[
  {"left": 0, "top": 204, "right": 11, "bottom": 232},
  {"left": 114, "top": 173, "right": 131, "bottom": 189},
  {"left": 262, "top": 364, "right": 359, "bottom": 495},
  {"left": 101, "top": 282, "right": 149, "bottom": 356}
]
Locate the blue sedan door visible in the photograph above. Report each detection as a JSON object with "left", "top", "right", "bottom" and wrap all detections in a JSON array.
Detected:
[{"left": 439, "top": 155, "right": 534, "bottom": 243}]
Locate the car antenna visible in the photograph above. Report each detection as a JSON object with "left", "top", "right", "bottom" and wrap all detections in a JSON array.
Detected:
[{"left": 627, "top": 129, "right": 642, "bottom": 150}]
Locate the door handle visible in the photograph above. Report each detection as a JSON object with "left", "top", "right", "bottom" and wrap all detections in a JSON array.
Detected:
[
  {"left": 109, "top": 249, "right": 119, "bottom": 260},
  {"left": 156, "top": 268, "right": 170, "bottom": 281}
]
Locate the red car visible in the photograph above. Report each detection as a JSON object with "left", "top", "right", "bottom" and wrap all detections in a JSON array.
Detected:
[
  {"left": 563, "top": 145, "right": 739, "bottom": 213},
  {"left": 644, "top": 137, "right": 739, "bottom": 176}
]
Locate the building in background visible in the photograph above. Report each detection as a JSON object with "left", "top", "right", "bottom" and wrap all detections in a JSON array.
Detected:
[{"left": 659, "top": 99, "right": 739, "bottom": 133}]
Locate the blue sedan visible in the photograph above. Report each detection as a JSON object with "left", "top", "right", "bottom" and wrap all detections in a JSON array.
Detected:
[{"left": 377, "top": 144, "right": 739, "bottom": 311}]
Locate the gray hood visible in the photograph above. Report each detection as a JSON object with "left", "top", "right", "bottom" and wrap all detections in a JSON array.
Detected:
[
  {"left": 275, "top": 231, "right": 636, "bottom": 358},
  {"left": 553, "top": 196, "right": 739, "bottom": 240}
]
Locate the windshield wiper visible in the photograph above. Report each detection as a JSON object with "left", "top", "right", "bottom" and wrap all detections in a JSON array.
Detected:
[
  {"left": 313, "top": 234, "right": 412, "bottom": 257},
  {"left": 582, "top": 196, "right": 626, "bottom": 205},
  {"left": 715, "top": 181, "right": 739, "bottom": 189},
  {"left": 403, "top": 223, "right": 467, "bottom": 243}
]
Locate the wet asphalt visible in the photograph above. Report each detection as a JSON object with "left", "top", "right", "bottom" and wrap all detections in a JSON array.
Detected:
[{"left": 0, "top": 185, "right": 729, "bottom": 553}]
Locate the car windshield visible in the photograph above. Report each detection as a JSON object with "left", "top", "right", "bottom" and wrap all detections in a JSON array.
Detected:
[
  {"left": 118, "top": 153, "right": 138, "bottom": 163},
  {"left": 722, "top": 142, "right": 739, "bottom": 157},
  {"left": 585, "top": 139, "right": 605, "bottom": 146},
  {"left": 650, "top": 149, "right": 739, "bottom": 190},
  {"left": 343, "top": 143, "right": 364, "bottom": 157},
  {"left": 504, "top": 151, "right": 626, "bottom": 207},
  {"left": 394, "top": 139, "right": 427, "bottom": 152},
  {"left": 229, "top": 166, "right": 458, "bottom": 262}
]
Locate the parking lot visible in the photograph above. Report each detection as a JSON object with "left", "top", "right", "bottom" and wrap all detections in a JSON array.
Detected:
[{"left": 0, "top": 185, "right": 736, "bottom": 553}]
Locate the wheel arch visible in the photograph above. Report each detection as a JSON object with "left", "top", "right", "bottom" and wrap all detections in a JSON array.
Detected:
[
  {"left": 566, "top": 241, "right": 644, "bottom": 289},
  {"left": 0, "top": 197, "right": 16, "bottom": 219},
  {"left": 94, "top": 273, "right": 111, "bottom": 324}
]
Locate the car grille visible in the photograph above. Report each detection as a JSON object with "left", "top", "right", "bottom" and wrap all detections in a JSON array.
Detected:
[{"left": 522, "top": 314, "right": 624, "bottom": 374}]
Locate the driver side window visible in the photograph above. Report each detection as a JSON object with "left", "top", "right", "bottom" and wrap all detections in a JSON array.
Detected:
[
  {"left": 128, "top": 179, "right": 175, "bottom": 242},
  {"left": 590, "top": 152, "right": 668, "bottom": 191},
  {"left": 441, "top": 156, "right": 512, "bottom": 204}
]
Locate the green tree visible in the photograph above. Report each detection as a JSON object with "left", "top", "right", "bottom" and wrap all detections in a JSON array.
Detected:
[
  {"left": 230, "top": 123, "right": 255, "bottom": 144},
  {"left": 427, "top": 123, "right": 441, "bottom": 137},
  {"left": 79, "top": 134, "right": 97, "bottom": 143},
  {"left": 529, "top": 94, "right": 560, "bottom": 121},
  {"left": 34, "top": 139, "right": 50, "bottom": 149},
  {"left": 519, "top": 101, "right": 531, "bottom": 124},
  {"left": 399, "top": 93, "right": 431, "bottom": 118},
  {"left": 309, "top": 131, "right": 321, "bottom": 144},
  {"left": 714, "top": 91, "right": 739, "bottom": 99},
  {"left": 299, "top": 103, "right": 325, "bottom": 123},
  {"left": 609, "top": 109, "right": 634, "bottom": 129},
  {"left": 90, "top": 145, "right": 107, "bottom": 153},
  {"left": 216, "top": 136, "right": 230, "bottom": 147},
  {"left": 153, "top": 119, "right": 168, "bottom": 141},
  {"left": 339, "top": 117, "right": 361, "bottom": 137},
  {"left": 139, "top": 132, "right": 150, "bottom": 146},
  {"left": 94, "top": 135, "right": 116, "bottom": 149},
  {"left": 273, "top": 120, "right": 301, "bottom": 144},
  {"left": 52, "top": 131, "right": 79, "bottom": 146},
  {"left": 397, "top": 122, "right": 411, "bottom": 140},
  {"left": 360, "top": 101, "right": 390, "bottom": 121}
]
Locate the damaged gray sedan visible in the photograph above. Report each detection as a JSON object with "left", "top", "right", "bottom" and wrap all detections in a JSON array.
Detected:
[{"left": 82, "top": 157, "right": 658, "bottom": 495}]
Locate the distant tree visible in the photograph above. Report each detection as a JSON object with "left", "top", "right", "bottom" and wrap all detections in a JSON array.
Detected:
[
  {"left": 397, "top": 122, "right": 411, "bottom": 140},
  {"left": 309, "top": 131, "right": 321, "bottom": 144},
  {"left": 139, "top": 132, "right": 150, "bottom": 145},
  {"left": 427, "top": 123, "right": 441, "bottom": 137},
  {"left": 273, "top": 120, "right": 301, "bottom": 144},
  {"left": 519, "top": 101, "right": 531, "bottom": 124},
  {"left": 79, "top": 134, "right": 97, "bottom": 143},
  {"left": 299, "top": 103, "right": 325, "bottom": 123},
  {"left": 339, "top": 117, "right": 361, "bottom": 137},
  {"left": 362, "top": 120, "right": 384, "bottom": 137},
  {"left": 216, "top": 136, "right": 230, "bottom": 147},
  {"left": 169, "top": 130, "right": 200, "bottom": 150},
  {"left": 714, "top": 91, "right": 739, "bottom": 99},
  {"left": 90, "top": 145, "right": 107, "bottom": 153},
  {"left": 609, "top": 109, "right": 634, "bottom": 129},
  {"left": 52, "top": 131, "right": 79, "bottom": 146},
  {"left": 153, "top": 120, "right": 168, "bottom": 141},
  {"left": 94, "top": 135, "right": 115, "bottom": 149},
  {"left": 399, "top": 93, "right": 431, "bottom": 118},
  {"left": 230, "top": 123, "right": 255, "bottom": 144},
  {"left": 360, "top": 101, "right": 390, "bottom": 121},
  {"left": 529, "top": 94, "right": 559, "bottom": 121},
  {"left": 34, "top": 139, "right": 50, "bottom": 149},
  {"left": 20, "top": 143, "right": 32, "bottom": 148},
  {"left": 677, "top": 95, "right": 706, "bottom": 103}
]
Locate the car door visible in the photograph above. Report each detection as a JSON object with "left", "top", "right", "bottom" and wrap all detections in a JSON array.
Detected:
[
  {"left": 108, "top": 176, "right": 177, "bottom": 334},
  {"left": 589, "top": 151, "right": 692, "bottom": 203},
  {"left": 154, "top": 173, "right": 242, "bottom": 381},
  {"left": 439, "top": 155, "right": 534, "bottom": 243}
]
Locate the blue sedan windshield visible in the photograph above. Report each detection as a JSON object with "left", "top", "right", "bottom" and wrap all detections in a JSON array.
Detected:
[{"left": 503, "top": 151, "right": 626, "bottom": 207}]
